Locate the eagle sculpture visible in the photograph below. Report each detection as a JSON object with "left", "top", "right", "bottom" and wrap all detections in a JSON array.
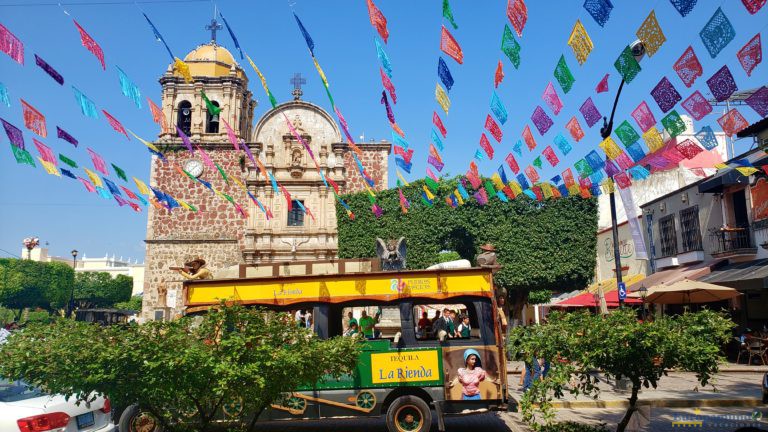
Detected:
[{"left": 375, "top": 237, "right": 407, "bottom": 271}]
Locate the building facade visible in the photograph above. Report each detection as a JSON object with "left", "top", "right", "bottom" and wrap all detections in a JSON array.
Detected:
[{"left": 142, "top": 41, "right": 390, "bottom": 320}]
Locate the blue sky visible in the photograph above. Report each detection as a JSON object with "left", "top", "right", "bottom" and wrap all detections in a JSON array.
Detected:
[{"left": 0, "top": 0, "right": 765, "bottom": 261}]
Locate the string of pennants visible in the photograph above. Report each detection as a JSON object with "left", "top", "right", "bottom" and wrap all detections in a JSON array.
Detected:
[{"left": 403, "top": 0, "right": 766, "bottom": 212}]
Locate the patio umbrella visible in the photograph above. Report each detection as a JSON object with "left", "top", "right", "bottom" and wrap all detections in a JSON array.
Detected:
[{"left": 637, "top": 279, "right": 741, "bottom": 304}]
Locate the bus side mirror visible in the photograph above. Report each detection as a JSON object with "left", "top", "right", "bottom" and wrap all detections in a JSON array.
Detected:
[{"left": 394, "top": 332, "right": 401, "bottom": 344}]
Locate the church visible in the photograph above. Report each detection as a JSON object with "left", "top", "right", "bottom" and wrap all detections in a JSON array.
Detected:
[{"left": 141, "top": 30, "right": 390, "bottom": 320}]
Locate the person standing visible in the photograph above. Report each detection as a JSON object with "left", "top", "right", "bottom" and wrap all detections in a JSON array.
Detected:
[
  {"left": 359, "top": 310, "right": 376, "bottom": 339},
  {"left": 343, "top": 311, "right": 357, "bottom": 333}
]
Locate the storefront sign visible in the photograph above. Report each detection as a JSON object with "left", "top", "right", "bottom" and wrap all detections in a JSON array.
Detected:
[{"left": 370, "top": 350, "right": 440, "bottom": 384}]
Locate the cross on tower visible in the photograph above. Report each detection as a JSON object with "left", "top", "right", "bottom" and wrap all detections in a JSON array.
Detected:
[
  {"left": 290, "top": 73, "right": 306, "bottom": 100},
  {"left": 206, "top": 17, "right": 223, "bottom": 43}
]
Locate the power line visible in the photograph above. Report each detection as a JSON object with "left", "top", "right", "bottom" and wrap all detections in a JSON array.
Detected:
[
  {"left": 0, "top": 0, "right": 211, "bottom": 6},
  {"left": 0, "top": 248, "right": 22, "bottom": 258}
]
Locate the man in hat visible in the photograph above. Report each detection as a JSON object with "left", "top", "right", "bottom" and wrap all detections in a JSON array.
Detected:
[{"left": 174, "top": 258, "right": 213, "bottom": 280}]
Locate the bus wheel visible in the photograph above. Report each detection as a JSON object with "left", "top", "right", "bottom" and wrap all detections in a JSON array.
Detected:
[
  {"left": 119, "top": 404, "right": 163, "bottom": 432},
  {"left": 385, "top": 395, "right": 432, "bottom": 432}
]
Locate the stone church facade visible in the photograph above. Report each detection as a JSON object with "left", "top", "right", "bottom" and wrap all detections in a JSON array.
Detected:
[{"left": 142, "top": 42, "right": 390, "bottom": 320}]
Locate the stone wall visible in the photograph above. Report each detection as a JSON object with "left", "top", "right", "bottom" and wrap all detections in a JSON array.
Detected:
[{"left": 343, "top": 142, "right": 391, "bottom": 193}]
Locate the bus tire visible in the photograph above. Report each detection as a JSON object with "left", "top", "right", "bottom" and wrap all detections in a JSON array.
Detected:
[
  {"left": 385, "top": 395, "right": 432, "bottom": 432},
  {"left": 118, "top": 404, "right": 164, "bottom": 432}
]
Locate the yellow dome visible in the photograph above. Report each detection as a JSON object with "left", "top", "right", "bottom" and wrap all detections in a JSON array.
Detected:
[{"left": 174, "top": 43, "right": 244, "bottom": 79}]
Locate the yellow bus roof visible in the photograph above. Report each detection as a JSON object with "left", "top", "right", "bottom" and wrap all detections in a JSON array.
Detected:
[{"left": 183, "top": 267, "right": 494, "bottom": 311}]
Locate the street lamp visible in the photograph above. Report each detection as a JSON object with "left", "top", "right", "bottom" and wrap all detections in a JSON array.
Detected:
[
  {"left": 22, "top": 237, "right": 40, "bottom": 260},
  {"left": 638, "top": 285, "right": 648, "bottom": 321},
  {"left": 599, "top": 40, "right": 646, "bottom": 309},
  {"left": 67, "top": 249, "right": 78, "bottom": 319}
]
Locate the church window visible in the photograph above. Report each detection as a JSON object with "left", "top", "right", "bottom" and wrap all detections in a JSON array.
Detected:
[
  {"left": 287, "top": 200, "right": 304, "bottom": 227},
  {"left": 177, "top": 101, "right": 192, "bottom": 136},
  {"left": 206, "top": 101, "right": 220, "bottom": 133}
]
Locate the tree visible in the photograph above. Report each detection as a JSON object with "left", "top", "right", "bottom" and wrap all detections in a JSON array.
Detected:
[
  {"left": 73, "top": 272, "right": 132, "bottom": 308},
  {"left": 0, "top": 303, "right": 361, "bottom": 432},
  {"left": 113, "top": 295, "right": 143, "bottom": 311},
  {"left": 508, "top": 309, "right": 734, "bottom": 432},
  {"left": 337, "top": 177, "right": 598, "bottom": 317},
  {"left": 0, "top": 258, "right": 72, "bottom": 317}
]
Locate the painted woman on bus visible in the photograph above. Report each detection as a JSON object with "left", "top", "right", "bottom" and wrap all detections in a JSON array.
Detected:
[{"left": 456, "top": 348, "right": 486, "bottom": 400}]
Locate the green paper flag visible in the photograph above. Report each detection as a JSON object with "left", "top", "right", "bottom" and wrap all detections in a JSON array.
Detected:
[
  {"left": 201, "top": 90, "right": 222, "bottom": 115},
  {"left": 501, "top": 25, "right": 521, "bottom": 69},
  {"left": 59, "top": 154, "right": 78, "bottom": 168},
  {"left": 111, "top": 163, "right": 127, "bottom": 181},
  {"left": 661, "top": 110, "right": 686, "bottom": 138},
  {"left": 554, "top": 55, "right": 575, "bottom": 93},
  {"left": 443, "top": 0, "right": 458, "bottom": 29},
  {"left": 533, "top": 156, "right": 543, "bottom": 169},
  {"left": 11, "top": 145, "right": 36, "bottom": 167},
  {"left": 215, "top": 162, "right": 229, "bottom": 183},
  {"left": 615, "top": 120, "right": 640, "bottom": 147},
  {"left": 425, "top": 177, "right": 440, "bottom": 193},
  {"left": 614, "top": 45, "right": 642, "bottom": 84},
  {"left": 484, "top": 180, "right": 497, "bottom": 197},
  {"left": 267, "top": 89, "right": 278, "bottom": 109}
]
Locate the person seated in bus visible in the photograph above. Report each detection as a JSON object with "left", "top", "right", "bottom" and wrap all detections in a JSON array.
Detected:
[
  {"left": 417, "top": 312, "right": 431, "bottom": 338},
  {"left": 457, "top": 314, "right": 472, "bottom": 338},
  {"left": 343, "top": 311, "right": 357, "bottom": 333},
  {"left": 431, "top": 310, "right": 442, "bottom": 326},
  {"left": 433, "top": 308, "right": 455, "bottom": 340},
  {"left": 359, "top": 310, "right": 377, "bottom": 339},
  {"left": 344, "top": 322, "right": 360, "bottom": 337}
]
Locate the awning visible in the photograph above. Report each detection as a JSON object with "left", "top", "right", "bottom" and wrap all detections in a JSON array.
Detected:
[
  {"left": 586, "top": 274, "right": 645, "bottom": 294},
  {"left": 697, "top": 258, "right": 768, "bottom": 290},
  {"left": 626, "top": 261, "right": 720, "bottom": 293},
  {"left": 553, "top": 290, "right": 642, "bottom": 307},
  {"left": 698, "top": 149, "right": 768, "bottom": 193}
]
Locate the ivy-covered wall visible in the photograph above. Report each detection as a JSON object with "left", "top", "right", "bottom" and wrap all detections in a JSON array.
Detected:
[{"left": 337, "top": 178, "right": 598, "bottom": 297}]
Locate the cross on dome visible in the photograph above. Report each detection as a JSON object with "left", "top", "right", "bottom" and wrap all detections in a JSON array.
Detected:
[{"left": 290, "top": 73, "right": 306, "bottom": 100}]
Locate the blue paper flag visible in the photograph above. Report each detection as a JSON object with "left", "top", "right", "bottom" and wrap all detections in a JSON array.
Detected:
[
  {"left": 523, "top": 189, "right": 537, "bottom": 200},
  {"left": 0, "top": 82, "right": 9, "bottom": 107},
  {"left": 589, "top": 170, "right": 605, "bottom": 185},
  {"left": 628, "top": 165, "right": 651, "bottom": 180},
  {"left": 558, "top": 184, "right": 570, "bottom": 196},
  {"left": 72, "top": 86, "right": 98, "bottom": 118},
  {"left": 554, "top": 133, "right": 572, "bottom": 155},
  {"left": 437, "top": 57, "right": 454, "bottom": 92},
  {"left": 96, "top": 186, "right": 112, "bottom": 200},
  {"left": 586, "top": 150, "right": 605, "bottom": 171},
  {"left": 218, "top": 11, "right": 244, "bottom": 60},
  {"left": 61, "top": 168, "right": 76, "bottom": 179},
  {"left": 498, "top": 165, "right": 508, "bottom": 184},
  {"left": 103, "top": 177, "right": 121, "bottom": 196},
  {"left": 490, "top": 91, "right": 508, "bottom": 125},
  {"left": 268, "top": 172, "right": 279, "bottom": 193},
  {"left": 142, "top": 13, "right": 175, "bottom": 61},
  {"left": 699, "top": 7, "right": 735, "bottom": 58},
  {"left": 626, "top": 142, "right": 647, "bottom": 162},
  {"left": 550, "top": 175, "right": 562, "bottom": 184},
  {"left": 375, "top": 37, "right": 392, "bottom": 78},
  {"left": 431, "top": 129, "right": 444, "bottom": 152},
  {"left": 695, "top": 126, "right": 718, "bottom": 150},
  {"left": 457, "top": 182, "right": 469, "bottom": 199},
  {"left": 116, "top": 66, "right": 142, "bottom": 109},
  {"left": 590, "top": 184, "right": 602, "bottom": 196},
  {"left": 516, "top": 173, "right": 530, "bottom": 190},
  {"left": 497, "top": 190, "right": 509, "bottom": 202},
  {"left": 583, "top": 0, "right": 614, "bottom": 27},
  {"left": 293, "top": 13, "right": 315, "bottom": 56},
  {"left": 395, "top": 156, "right": 412, "bottom": 173},
  {"left": 392, "top": 132, "right": 410, "bottom": 149},
  {"left": 669, "top": 0, "right": 698, "bottom": 17},
  {"left": 513, "top": 140, "right": 523, "bottom": 156},
  {"left": 474, "top": 149, "right": 484, "bottom": 160}
]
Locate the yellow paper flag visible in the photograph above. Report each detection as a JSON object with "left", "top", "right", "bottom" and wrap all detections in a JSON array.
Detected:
[
  {"left": 602, "top": 178, "right": 616, "bottom": 194},
  {"left": 599, "top": 137, "right": 623, "bottom": 160},
  {"left": 435, "top": 83, "right": 451, "bottom": 114},
  {"left": 453, "top": 190, "right": 464, "bottom": 205},
  {"left": 567, "top": 20, "right": 593, "bottom": 65},
  {"left": 127, "top": 129, "right": 160, "bottom": 153},
  {"left": 38, "top": 158, "right": 60, "bottom": 176},
  {"left": 174, "top": 57, "right": 193, "bottom": 83},
  {"left": 509, "top": 181, "right": 523, "bottom": 195},
  {"left": 313, "top": 58, "right": 329, "bottom": 88},
  {"left": 736, "top": 167, "right": 758, "bottom": 177},
  {"left": 396, "top": 169, "right": 410, "bottom": 186},
  {"left": 636, "top": 10, "right": 666, "bottom": 57},
  {"left": 491, "top": 173, "right": 505, "bottom": 191},
  {"left": 541, "top": 183, "right": 553, "bottom": 199},
  {"left": 133, "top": 177, "right": 150, "bottom": 196},
  {"left": 422, "top": 185, "right": 435, "bottom": 200},
  {"left": 84, "top": 168, "right": 103, "bottom": 188},
  {"left": 714, "top": 163, "right": 729, "bottom": 170},
  {"left": 642, "top": 126, "right": 665, "bottom": 153}
]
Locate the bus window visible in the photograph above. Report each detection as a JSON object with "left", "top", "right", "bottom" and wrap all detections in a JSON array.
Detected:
[
  {"left": 340, "top": 306, "right": 401, "bottom": 339},
  {"left": 413, "top": 303, "right": 480, "bottom": 342}
]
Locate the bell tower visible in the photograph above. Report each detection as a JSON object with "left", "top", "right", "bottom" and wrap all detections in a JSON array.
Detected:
[{"left": 142, "top": 36, "right": 256, "bottom": 321}]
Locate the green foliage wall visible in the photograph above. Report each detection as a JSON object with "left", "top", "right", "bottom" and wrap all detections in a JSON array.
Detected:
[
  {"left": 0, "top": 258, "right": 73, "bottom": 311},
  {"left": 337, "top": 178, "right": 598, "bottom": 296}
]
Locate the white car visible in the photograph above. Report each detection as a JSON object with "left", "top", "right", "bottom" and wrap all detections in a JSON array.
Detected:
[{"left": 0, "top": 378, "right": 115, "bottom": 432}]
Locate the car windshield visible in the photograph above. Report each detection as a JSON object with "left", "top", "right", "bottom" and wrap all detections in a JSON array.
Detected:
[{"left": 0, "top": 378, "right": 44, "bottom": 402}]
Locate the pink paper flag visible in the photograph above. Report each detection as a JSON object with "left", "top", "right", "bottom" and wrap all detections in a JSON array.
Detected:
[
  {"left": 525, "top": 165, "right": 540, "bottom": 183},
  {"left": 675, "top": 139, "right": 704, "bottom": 159},
  {"left": 222, "top": 119, "right": 240, "bottom": 151},
  {"left": 433, "top": 111, "right": 447, "bottom": 138},
  {"left": 717, "top": 108, "right": 749, "bottom": 137},
  {"left": 380, "top": 68, "right": 397, "bottom": 104},
  {"left": 195, "top": 145, "right": 217, "bottom": 171},
  {"left": 147, "top": 98, "right": 167, "bottom": 132},
  {"left": 78, "top": 177, "right": 96, "bottom": 193},
  {"left": 485, "top": 115, "right": 503, "bottom": 142},
  {"left": 73, "top": 20, "right": 105, "bottom": 70},
  {"left": 614, "top": 172, "right": 631, "bottom": 189},
  {"left": 673, "top": 46, "right": 703, "bottom": 88},
  {"left": 0, "top": 23, "right": 24, "bottom": 64},
  {"left": 87, "top": 148, "right": 109, "bottom": 175},
  {"left": 523, "top": 125, "right": 537, "bottom": 150},
  {"left": 595, "top": 74, "right": 609, "bottom": 93},
  {"left": 32, "top": 138, "right": 56, "bottom": 164},
  {"left": 631, "top": 101, "right": 656, "bottom": 132},
  {"left": 542, "top": 146, "right": 559, "bottom": 167},
  {"left": 505, "top": 153, "right": 520, "bottom": 174},
  {"left": 440, "top": 26, "right": 463, "bottom": 64},
  {"left": 102, "top": 110, "right": 129, "bottom": 139},
  {"left": 737, "top": 33, "right": 762, "bottom": 77},
  {"left": 681, "top": 90, "right": 712, "bottom": 121},
  {"left": 542, "top": 82, "right": 563, "bottom": 115},
  {"left": 479, "top": 133, "right": 495, "bottom": 159}
]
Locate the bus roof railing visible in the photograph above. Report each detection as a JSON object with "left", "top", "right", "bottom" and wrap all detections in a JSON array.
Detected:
[{"left": 183, "top": 267, "right": 494, "bottom": 312}]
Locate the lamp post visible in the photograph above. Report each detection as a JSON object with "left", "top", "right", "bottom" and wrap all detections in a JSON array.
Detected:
[
  {"left": 638, "top": 285, "right": 648, "bottom": 321},
  {"left": 22, "top": 237, "right": 40, "bottom": 260},
  {"left": 67, "top": 249, "right": 78, "bottom": 319},
  {"left": 599, "top": 40, "right": 646, "bottom": 310}
]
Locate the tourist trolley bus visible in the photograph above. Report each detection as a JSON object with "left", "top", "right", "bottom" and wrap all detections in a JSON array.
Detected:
[{"left": 127, "top": 267, "right": 506, "bottom": 432}]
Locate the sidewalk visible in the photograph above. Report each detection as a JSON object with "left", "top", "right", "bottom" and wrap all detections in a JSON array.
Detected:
[
  {"left": 507, "top": 366, "right": 764, "bottom": 410},
  {"left": 507, "top": 361, "right": 768, "bottom": 375}
]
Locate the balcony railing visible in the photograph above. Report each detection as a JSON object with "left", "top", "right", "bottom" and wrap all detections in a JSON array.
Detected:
[{"left": 708, "top": 225, "right": 757, "bottom": 257}]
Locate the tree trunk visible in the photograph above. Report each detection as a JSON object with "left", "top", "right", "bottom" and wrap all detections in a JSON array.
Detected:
[
  {"left": 615, "top": 382, "right": 640, "bottom": 432},
  {"left": 510, "top": 290, "right": 527, "bottom": 324}
]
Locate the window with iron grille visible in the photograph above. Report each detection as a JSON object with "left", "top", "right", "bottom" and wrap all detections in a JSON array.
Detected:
[
  {"left": 680, "top": 206, "right": 703, "bottom": 252},
  {"left": 658, "top": 214, "right": 678, "bottom": 258},
  {"left": 287, "top": 200, "right": 304, "bottom": 226}
]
